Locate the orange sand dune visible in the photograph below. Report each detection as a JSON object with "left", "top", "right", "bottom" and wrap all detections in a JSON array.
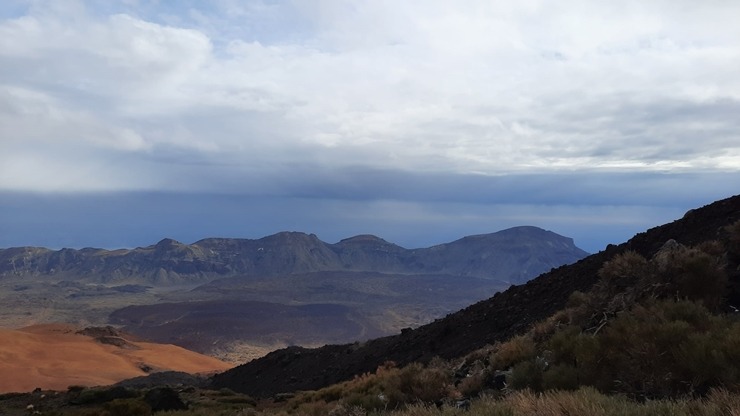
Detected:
[{"left": 0, "top": 324, "right": 232, "bottom": 393}]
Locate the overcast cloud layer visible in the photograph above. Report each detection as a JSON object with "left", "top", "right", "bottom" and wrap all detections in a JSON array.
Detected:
[{"left": 1, "top": 1, "right": 739, "bottom": 252}]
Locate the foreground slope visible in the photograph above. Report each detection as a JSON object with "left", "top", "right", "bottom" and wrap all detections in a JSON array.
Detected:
[
  {"left": 212, "top": 195, "right": 740, "bottom": 397},
  {"left": 0, "top": 324, "right": 231, "bottom": 393}
]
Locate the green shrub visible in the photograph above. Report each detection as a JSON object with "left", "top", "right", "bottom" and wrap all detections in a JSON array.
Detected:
[
  {"left": 69, "top": 387, "right": 137, "bottom": 405},
  {"left": 287, "top": 361, "right": 452, "bottom": 412},
  {"left": 597, "top": 251, "right": 651, "bottom": 293},
  {"left": 104, "top": 398, "right": 151, "bottom": 416},
  {"left": 542, "top": 364, "right": 580, "bottom": 391},
  {"left": 216, "top": 395, "right": 257, "bottom": 405},
  {"left": 560, "top": 300, "right": 740, "bottom": 398},
  {"left": 666, "top": 249, "right": 728, "bottom": 311},
  {"left": 216, "top": 388, "right": 237, "bottom": 396},
  {"left": 291, "top": 400, "right": 335, "bottom": 416},
  {"left": 566, "top": 291, "right": 590, "bottom": 309},
  {"left": 725, "top": 220, "right": 740, "bottom": 259},
  {"left": 326, "top": 403, "right": 368, "bottom": 416},
  {"left": 508, "top": 360, "right": 543, "bottom": 391},
  {"left": 457, "top": 372, "right": 487, "bottom": 397},
  {"left": 67, "top": 385, "right": 86, "bottom": 393},
  {"left": 316, "top": 385, "right": 345, "bottom": 402},
  {"left": 344, "top": 392, "right": 386, "bottom": 411},
  {"left": 489, "top": 335, "right": 537, "bottom": 370},
  {"left": 384, "top": 363, "right": 451, "bottom": 406}
]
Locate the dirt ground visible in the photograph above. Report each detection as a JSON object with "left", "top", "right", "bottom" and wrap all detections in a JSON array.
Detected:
[{"left": 0, "top": 323, "right": 231, "bottom": 393}]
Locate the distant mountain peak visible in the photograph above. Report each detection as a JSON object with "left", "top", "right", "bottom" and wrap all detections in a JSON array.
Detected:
[
  {"left": 154, "top": 238, "right": 184, "bottom": 248},
  {"left": 261, "top": 231, "right": 320, "bottom": 242},
  {"left": 461, "top": 226, "right": 564, "bottom": 240},
  {"left": 502, "top": 225, "right": 547, "bottom": 231},
  {"left": 337, "top": 234, "right": 396, "bottom": 246},
  {"left": 339, "top": 234, "right": 383, "bottom": 242}
]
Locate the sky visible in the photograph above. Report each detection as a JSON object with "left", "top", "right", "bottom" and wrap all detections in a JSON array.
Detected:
[{"left": 1, "top": 0, "right": 739, "bottom": 253}]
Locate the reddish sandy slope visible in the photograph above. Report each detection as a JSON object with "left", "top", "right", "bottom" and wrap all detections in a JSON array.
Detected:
[{"left": 0, "top": 324, "right": 232, "bottom": 393}]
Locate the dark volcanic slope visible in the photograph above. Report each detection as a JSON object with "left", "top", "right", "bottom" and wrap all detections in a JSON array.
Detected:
[
  {"left": 0, "top": 226, "right": 587, "bottom": 285},
  {"left": 211, "top": 195, "right": 740, "bottom": 397}
]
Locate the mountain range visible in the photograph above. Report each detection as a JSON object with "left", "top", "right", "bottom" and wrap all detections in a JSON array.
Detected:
[{"left": 0, "top": 226, "right": 587, "bottom": 285}]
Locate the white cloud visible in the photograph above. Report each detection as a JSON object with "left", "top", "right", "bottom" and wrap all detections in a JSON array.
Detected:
[
  {"left": 0, "top": 1, "right": 739, "bottom": 192},
  {"left": 0, "top": 85, "right": 148, "bottom": 151}
]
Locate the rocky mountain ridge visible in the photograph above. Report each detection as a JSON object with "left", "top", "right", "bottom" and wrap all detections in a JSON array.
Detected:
[{"left": 0, "top": 226, "right": 587, "bottom": 285}]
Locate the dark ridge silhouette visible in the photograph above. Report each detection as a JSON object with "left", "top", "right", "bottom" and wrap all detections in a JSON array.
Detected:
[{"left": 211, "top": 195, "right": 740, "bottom": 397}]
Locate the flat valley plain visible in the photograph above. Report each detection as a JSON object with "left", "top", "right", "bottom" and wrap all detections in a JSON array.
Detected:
[{"left": 0, "top": 271, "right": 507, "bottom": 363}]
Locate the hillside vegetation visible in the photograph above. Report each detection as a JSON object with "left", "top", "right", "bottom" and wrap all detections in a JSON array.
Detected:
[{"left": 227, "top": 219, "right": 739, "bottom": 415}]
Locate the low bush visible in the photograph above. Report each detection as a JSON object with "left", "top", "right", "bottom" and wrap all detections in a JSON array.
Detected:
[
  {"left": 507, "top": 360, "right": 542, "bottom": 391},
  {"left": 664, "top": 248, "right": 728, "bottom": 311},
  {"left": 457, "top": 372, "right": 487, "bottom": 397},
  {"left": 519, "top": 300, "right": 740, "bottom": 398},
  {"left": 489, "top": 335, "right": 536, "bottom": 371},
  {"left": 596, "top": 250, "right": 651, "bottom": 294},
  {"left": 104, "top": 398, "right": 151, "bottom": 416},
  {"left": 69, "top": 387, "right": 137, "bottom": 405}
]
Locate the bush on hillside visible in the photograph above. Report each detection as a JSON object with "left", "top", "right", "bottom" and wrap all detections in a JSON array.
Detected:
[
  {"left": 104, "top": 398, "right": 151, "bottom": 416},
  {"left": 597, "top": 251, "right": 651, "bottom": 292},
  {"left": 489, "top": 335, "right": 537, "bottom": 371},
  {"left": 287, "top": 361, "right": 454, "bottom": 413},
  {"left": 658, "top": 247, "right": 728, "bottom": 311},
  {"left": 508, "top": 299, "right": 740, "bottom": 398}
]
